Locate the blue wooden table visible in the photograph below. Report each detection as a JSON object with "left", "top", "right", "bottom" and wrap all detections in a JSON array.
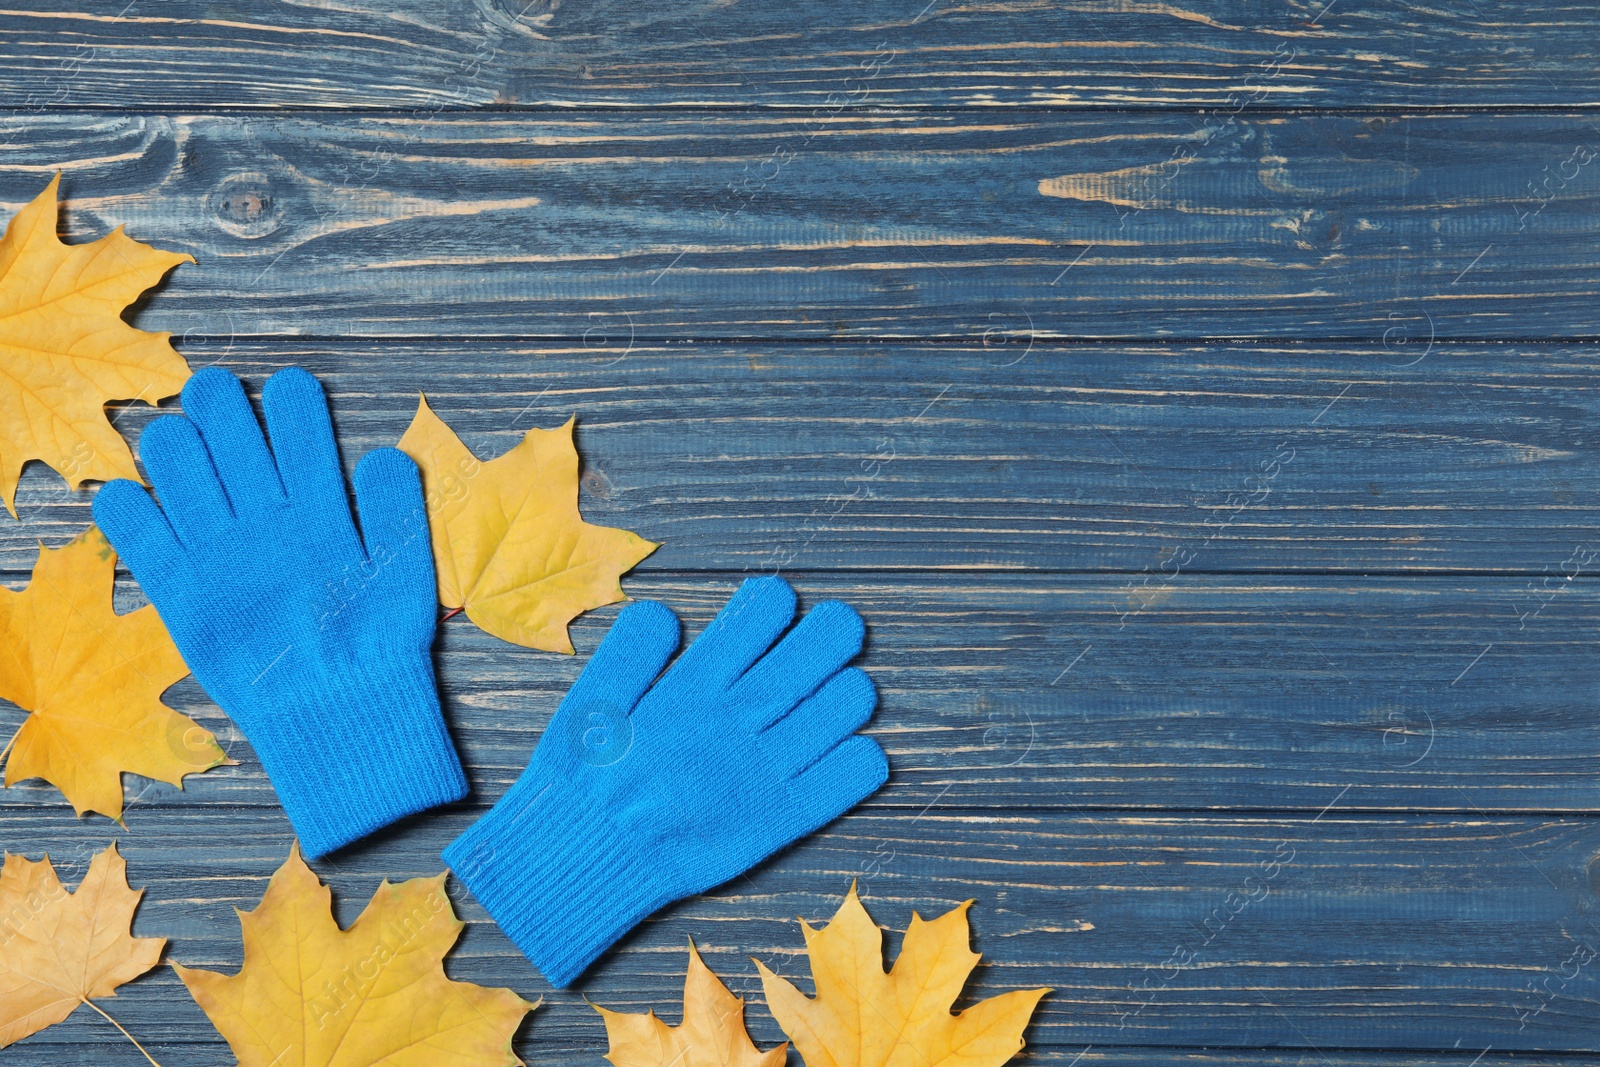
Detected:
[{"left": 4, "top": 3, "right": 1600, "bottom": 1064}]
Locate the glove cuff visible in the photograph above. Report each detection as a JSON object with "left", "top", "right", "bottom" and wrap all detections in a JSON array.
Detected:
[
  {"left": 443, "top": 774, "right": 664, "bottom": 988},
  {"left": 247, "top": 652, "right": 468, "bottom": 859}
]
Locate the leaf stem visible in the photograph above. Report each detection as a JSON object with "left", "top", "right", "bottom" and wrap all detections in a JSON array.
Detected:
[
  {"left": 82, "top": 997, "right": 164, "bottom": 1067},
  {"left": 0, "top": 723, "right": 18, "bottom": 769}
]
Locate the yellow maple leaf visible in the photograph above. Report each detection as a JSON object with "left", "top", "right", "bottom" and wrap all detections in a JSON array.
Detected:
[
  {"left": 0, "top": 526, "right": 228, "bottom": 820},
  {"left": 0, "top": 173, "right": 194, "bottom": 516},
  {"left": 175, "top": 843, "right": 536, "bottom": 1067},
  {"left": 397, "top": 395, "right": 659, "bottom": 652},
  {"left": 597, "top": 941, "right": 787, "bottom": 1067},
  {"left": 0, "top": 842, "right": 166, "bottom": 1062},
  {"left": 756, "top": 885, "right": 1049, "bottom": 1067}
]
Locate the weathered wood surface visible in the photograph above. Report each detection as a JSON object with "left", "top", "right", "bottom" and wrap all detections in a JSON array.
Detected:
[
  {"left": 4, "top": 112, "right": 1600, "bottom": 340},
  {"left": 6, "top": 343, "right": 1600, "bottom": 576},
  {"left": 4, "top": 572, "right": 1600, "bottom": 814},
  {"left": 10, "top": 809, "right": 1600, "bottom": 1057},
  {"left": 16, "top": 1049, "right": 1597, "bottom": 1067},
  {"left": 2, "top": 1, "right": 1600, "bottom": 110},
  {"left": 25, "top": 1052, "right": 1597, "bottom": 1067},
  {"left": 5, "top": 5, "right": 1600, "bottom": 1065}
]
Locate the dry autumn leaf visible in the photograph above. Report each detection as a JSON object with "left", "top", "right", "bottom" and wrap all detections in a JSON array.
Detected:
[
  {"left": 597, "top": 940, "right": 786, "bottom": 1067},
  {"left": 0, "top": 173, "right": 194, "bottom": 516},
  {"left": 176, "top": 843, "right": 536, "bottom": 1067},
  {"left": 0, "top": 527, "right": 228, "bottom": 820},
  {"left": 757, "top": 884, "right": 1049, "bottom": 1067},
  {"left": 0, "top": 842, "right": 167, "bottom": 1065},
  {"left": 397, "top": 395, "right": 658, "bottom": 652}
]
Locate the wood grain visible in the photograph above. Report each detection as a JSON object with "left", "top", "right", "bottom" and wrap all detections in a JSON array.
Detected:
[
  {"left": 8, "top": 808, "right": 1600, "bottom": 1057},
  {"left": 2, "top": 572, "right": 1598, "bottom": 815},
  {"left": 10, "top": 1049, "right": 1591, "bottom": 1067},
  {"left": 2, "top": 1, "right": 1599, "bottom": 110},
  {"left": 7, "top": 343, "right": 1598, "bottom": 577},
  {"left": 3, "top": 8, "right": 1597, "bottom": 1065},
  {"left": 9, "top": 1050, "right": 1587, "bottom": 1067},
  {"left": 3, "top": 112, "right": 1600, "bottom": 340}
]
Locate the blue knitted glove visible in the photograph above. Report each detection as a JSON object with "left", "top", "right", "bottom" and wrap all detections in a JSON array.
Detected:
[
  {"left": 92, "top": 366, "right": 467, "bottom": 858},
  {"left": 443, "top": 575, "right": 887, "bottom": 987}
]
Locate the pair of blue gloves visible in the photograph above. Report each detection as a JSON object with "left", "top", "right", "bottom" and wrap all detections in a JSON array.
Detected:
[{"left": 93, "top": 367, "right": 888, "bottom": 987}]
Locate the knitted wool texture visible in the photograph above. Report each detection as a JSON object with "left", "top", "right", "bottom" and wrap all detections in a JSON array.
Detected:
[
  {"left": 93, "top": 367, "right": 466, "bottom": 858},
  {"left": 444, "top": 575, "right": 889, "bottom": 988}
]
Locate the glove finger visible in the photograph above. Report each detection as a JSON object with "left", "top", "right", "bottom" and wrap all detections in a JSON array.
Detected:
[
  {"left": 786, "top": 734, "right": 888, "bottom": 832},
  {"left": 180, "top": 367, "right": 285, "bottom": 511},
  {"left": 727, "top": 599, "right": 865, "bottom": 729},
  {"left": 93, "top": 480, "right": 185, "bottom": 597},
  {"left": 261, "top": 367, "right": 362, "bottom": 555},
  {"left": 663, "top": 575, "right": 796, "bottom": 694},
  {"left": 139, "top": 415, "right": 233, "bottom": 544},
  {"left": 762, "top": 668, "right": 876, "bottom": 778},
  {"left": 352, "top": 447, "right": 435, "bottom": 592},
  {"left": 563, "top": 599, "right": 680, "bottom": 720}
]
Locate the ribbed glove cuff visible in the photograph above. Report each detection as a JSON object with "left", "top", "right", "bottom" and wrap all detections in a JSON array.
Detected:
[
  {"left": 245, "top": 653, "right": 468, "bottom": 859},
  {"left": 443, "top": 776, "right": 664, "bottom": 988}
]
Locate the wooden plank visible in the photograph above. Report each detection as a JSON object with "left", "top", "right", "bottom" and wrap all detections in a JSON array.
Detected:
[
  {"left": 14, "top": 1049, "right": 1587, "bottom": 1067},
  {"left": 6, "top": 573, "right": 1600, "bottom": 814},
  {"left": 2, "top": 2, "right": 1600, "bottom": 110},
  {"left": 6, "top": 343, "right": 1600, "bottom": 577},
  {"left": 6, "top": 1049, "right": 1585, "bottom": 1067},
  {"left": 3, "top": 112, "right": 1600, "bottom": 340},
  {"left": 7, "top": 808, "right": 1600, "bottom": 1054}
]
